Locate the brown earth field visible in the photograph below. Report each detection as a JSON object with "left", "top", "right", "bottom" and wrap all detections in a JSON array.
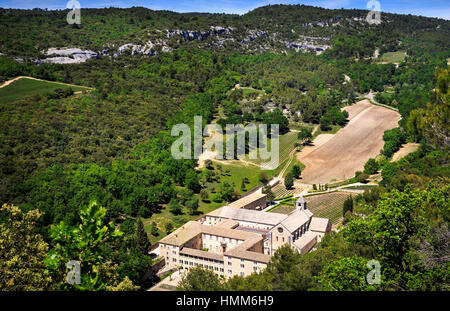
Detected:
[{"left": 297, "top": 100, "right": 401, "bottom": 184}]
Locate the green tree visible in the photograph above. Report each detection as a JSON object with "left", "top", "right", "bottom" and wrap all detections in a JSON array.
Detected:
[
  {"left": 0, "top": 204, "right": 53, "bottom": 291},
  {"left": 343, "top": 185, "right": 436, "bottom": 288},
  {"left": 259, "top": 172, "right": 269, "bottom": 184},
  {"left": 292, "top": 165, "right": 302, "bottom": 179},
  {"left": 177, "top": 266, "right": 223, "bottom": 291},
  {"left": 150, "top": 223, "right": 159, "bottom": 237},
  {"left": 342, "top": 195, "right": 353, "bottom": 217},
  {"left": 285, "top": 172, "right": 294, "bottom": 189},
  {"left": 186, "top": 197, "right": 199, "bottom": 215},
  {"left": 134, "top": 217, "right": 151, "bottom": 254},
  {"left": 165, "top": 222, "right": 174, "bottom": 234},
  {"left": 240, "top": 178, "right": 247, "bottom": 191},
  {"left": 44, "top": 201, "right": 123, "bottom": 290},
  {"left": 297, "top": 128, "right": 312, "bottom": 145},
  {"left": 364, "top": 158, "right": 379, "bottom": 175},
  {"left": 107, "top": 276, "right": 140, "bottom": 291},
  {"left": 318, "top": 256, "right": 380, "bottom": 291},
  {"left": 168, "top": 198, "right": 183, "bottom": 215},
  {"left": 200, "top": 189, "right": 209, "bottom": 202},
  {"left": 184, "top": 170, "right": 201, "bottom": 193},
  {"left": 219, "top": 182, "right": 234, "bottom": 202}
]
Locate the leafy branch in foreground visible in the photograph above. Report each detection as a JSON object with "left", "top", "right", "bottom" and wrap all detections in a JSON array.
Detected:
[{"left": 44, "top": 201, "right": 125, "bottom": 290}]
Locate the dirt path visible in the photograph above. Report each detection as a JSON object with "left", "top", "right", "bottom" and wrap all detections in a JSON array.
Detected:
[{"left": 297, "top": 100, "right": 401, "bottom": 184}]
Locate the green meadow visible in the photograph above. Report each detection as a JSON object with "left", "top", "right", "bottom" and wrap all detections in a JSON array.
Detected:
[{"left": 0, "top": 77, "right": 89, "bottom": 104}]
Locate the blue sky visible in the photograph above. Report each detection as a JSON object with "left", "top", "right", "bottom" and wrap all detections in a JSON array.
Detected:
[{"left": 0, "top": 0, "right": 449, "bottom": 19}]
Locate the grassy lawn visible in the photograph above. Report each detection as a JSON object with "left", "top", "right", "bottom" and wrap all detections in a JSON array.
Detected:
[
  {"left": 303, "top": 191, "right": 351, "bottom": 225},
  {"left": 143, "top": 196, "right": 224, "bottom": 245},
  {"left": 143, "top": 161, "right": 277, "bottom": 245},
  {"left": 0, "top": 77, "right": 90, "bottom": 104},
  {"left": 377, "top": 51, "right": 407, "bottom": 63},
  {"left": 240, "top": 87, "right": 265, "bottom": 96},
  {"left": 281, "top": 155, "right": 305, "bottom": 178},
  {"left": 204, "top": 160, "right": 278, "bottom": 191},
  {"left": 244, "top": 130, "right": 299, "bottom": 168}
]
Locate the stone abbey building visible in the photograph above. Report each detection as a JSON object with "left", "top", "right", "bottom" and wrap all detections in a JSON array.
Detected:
[{"left": 158, "top": 196, "right": 331, "bottom": 278}]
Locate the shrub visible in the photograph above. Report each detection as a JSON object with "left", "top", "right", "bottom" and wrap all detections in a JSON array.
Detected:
[{"left": 364, "top": 158, "right": 379, "bottom": 175}]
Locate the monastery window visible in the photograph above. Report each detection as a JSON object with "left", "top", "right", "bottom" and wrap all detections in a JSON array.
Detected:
[
  {"left": 240, "top": 272, "right": 245, "bottom": 277},
  {"left": 228, "top": 262, "right": 232, "bottom": 266},
  {"left": 240, "top": 264, "right": 244, "bottom": 268},
  {"left": 228, "top": 270, "right": 232, "bottom": 274},
  {"left": 253, "top": 267, "right": 258, "bottom": 271}
]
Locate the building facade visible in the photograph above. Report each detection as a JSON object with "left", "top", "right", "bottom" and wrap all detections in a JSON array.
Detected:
[{"left": 158, "top": 196, "right": 331, "bottom": 278}]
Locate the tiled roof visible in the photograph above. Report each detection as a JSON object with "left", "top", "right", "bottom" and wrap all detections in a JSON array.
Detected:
[
  {"left": 215, "top": 219, "right": 239, "bottom": 229},
  {"left": 309, "top": 217, "right": 330, "bottom": 233},
  {"left": 281, "top": 209, "right": 310, "bottom": 232},
  {"left": 206, "top": 207, "right": 223, "bottom": 217},
  {"left": 219, "top": 206, "right": 288, "bottom": 225},
  {"left": 224, "top": 237, "right": 271, "bottom": 263},
  {"left": 158, "top": 221, "right": 203, "bottom": 246},
  {"left": 159, "top": 218, "right": 270, "bottom": 263},
  {"left": 227, "top": 192, "right": 267, "bottom": 209},
  {"left": 293, "top": 231, "right": 317, "bottom": 252},
  {"left": 179, "top": 247, "right": 224, "bottom": 261}
]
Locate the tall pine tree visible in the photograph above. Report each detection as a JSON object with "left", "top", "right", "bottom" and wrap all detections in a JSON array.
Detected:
[{"left": 134, "top": 217, "right": 151, "bottom": 254}]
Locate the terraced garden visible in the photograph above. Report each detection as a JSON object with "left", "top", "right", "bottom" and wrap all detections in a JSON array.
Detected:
[
  {"left": 303, "top": 191, "right": 352, "bottom": 225},
  {"left": 272, "top": 183, "right": 303, "bottom": 199}
]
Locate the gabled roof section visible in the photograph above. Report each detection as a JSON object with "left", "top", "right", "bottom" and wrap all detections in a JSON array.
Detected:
[
  {"left": 227, "top": 192, "right": 267, "bottom": 209},
  {"left": 293, "top": 231, "right": 317, "bottom": 253},
  {"left": 280, "top": 209, "right": 311, "bottom": 232},
  {"left": 309, "top": 217, "right": 330, "bottom": 233},
  {"left": 219, "top": 206, "right": 288, "bottom": 226}
]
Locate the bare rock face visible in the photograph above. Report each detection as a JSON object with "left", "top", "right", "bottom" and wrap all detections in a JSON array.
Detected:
[
  {"left": 36, "top": 48, "right": 98, "bottom": 64},
  {"left": 114, "top": 41, "right": 159, "bottom": 57}
]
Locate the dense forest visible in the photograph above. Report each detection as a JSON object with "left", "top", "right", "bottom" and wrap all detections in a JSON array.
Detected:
[{"left": 0, "top": 4, "right": 448, "bottom": 291}]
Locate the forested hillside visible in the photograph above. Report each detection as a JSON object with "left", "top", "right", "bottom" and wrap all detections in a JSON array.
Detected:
[{"left": 0, "top": 4, "right": 448, "bottom": 291}]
